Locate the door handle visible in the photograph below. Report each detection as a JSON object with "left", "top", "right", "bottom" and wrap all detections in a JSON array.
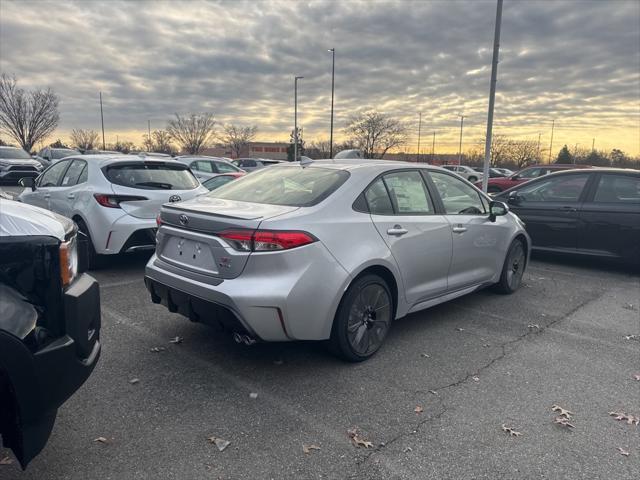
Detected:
[
  {"left": 452, "top": 225, "right": 467, "bottom": 234},
  {"left": 67, "top": 193, "right": 75, "bottom": 199},
  {"left": 387, "top": 225, "right": 408, "bottom": 236},
  {"left": 558, "top": 206, "right": 577, "bottom": 212}
]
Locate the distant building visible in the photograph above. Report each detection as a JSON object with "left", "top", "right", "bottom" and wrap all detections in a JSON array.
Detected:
[{"left": 198, "top": 141, "right": 289, "bottom": 160}]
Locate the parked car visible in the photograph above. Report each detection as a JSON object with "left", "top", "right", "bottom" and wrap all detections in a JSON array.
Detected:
[
  {"left": 494, "top": 168, "right": 640, "bottom": 263},
  {"left": 231, "top": 158, "right": 286, "bottom": 172},
  {"left": 202, "top": 173, "right": 243, "bottom": 191},
  {"left": 472, "top": 167, "right": 507, "bottom": 178},
  {"left": 477, "top": 164, "right": 592, "bottom": 193},
  {"left": 175, "top": 155, "right": 245, "bottom": 181},
  {"left": 83, "top": 149, "right": 121, "bottom": 155},
  {"left": 145, "top": 160, "right": 530, "bottom": 362},
  {"left": 0, "top": 198, "right": 101, "bottom": 468},
  {"left": 35, "top": 147, "right": 81, "bottom": 166},
  {"left": 442, "top": 165, "right": 484, "bottom": 182},
  {"left": 0, "top": 146, "right": 43, "bottom": 182},
  {"left": 493, "top": 167, "right": 514, "bottom": 177},
  {"left": 17, "top": 155, "right": 208, "bottom": 268}
]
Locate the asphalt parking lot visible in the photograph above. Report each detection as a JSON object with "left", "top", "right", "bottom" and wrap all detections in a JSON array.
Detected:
[{"left": 1, "top": 187, "right": 639, "bottom": 479}]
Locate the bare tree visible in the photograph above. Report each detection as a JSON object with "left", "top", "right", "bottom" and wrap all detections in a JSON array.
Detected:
[
  {"left": 345, "top": 111, "right": 407, "bottom": 158},
  {"left": 306, "top": 138, "right": 331, "bottom": 159},
  {"left": 70, "top": 128, "right": 99, "bottom": 151},
  {"left": 0, "top": 74, "right": 60, "bottom": 152},
  {"left": 510, "top": 139, "right": 539, "bottom": 168},
  {"left": 167, "top": 113, "right": 216, "bottom": 154},
  {"left": 219, "top": 124, "right": 257, "bottom": 158},
  {"left": 142, "top": 129, "right": 177, "bottom": 155},
  {"left": 108, "top": 140, "right": 136, "bottom": 154}
]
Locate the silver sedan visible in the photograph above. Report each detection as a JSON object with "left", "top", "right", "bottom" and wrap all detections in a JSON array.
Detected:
[{"left": 145, "top": 160, "right": 530, "bottom": 361}]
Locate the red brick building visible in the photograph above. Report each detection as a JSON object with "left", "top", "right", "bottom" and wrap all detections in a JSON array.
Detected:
[{"left": 199, "top": 142, "right": 289, "bottom": 160}]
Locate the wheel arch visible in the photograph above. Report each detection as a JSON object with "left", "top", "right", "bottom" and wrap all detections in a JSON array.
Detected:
[{"left": 348, "top": 264, "right": 400, "bottom": 319}]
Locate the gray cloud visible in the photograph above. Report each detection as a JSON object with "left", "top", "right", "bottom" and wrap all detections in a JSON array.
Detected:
[{"left": 0, "top": 0, "right": 638, "bottom": 152}]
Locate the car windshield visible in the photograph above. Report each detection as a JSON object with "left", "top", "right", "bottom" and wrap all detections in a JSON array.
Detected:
[
  {"left": 105, "top": 163, "right": 200, "bottom": 190},
  {"left": 52, "top": 149, "right": 79, "bottom": 159},
  {"left": 209, "top": 166, "right": 350, "bottom": 207},
  {"left": 0, "top": 148, "right": 32, "bottom": 159}
]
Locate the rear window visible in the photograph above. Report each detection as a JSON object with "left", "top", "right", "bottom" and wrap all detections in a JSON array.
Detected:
[
  {"left": 105, "top": 162, "right": 200, "bottom": 190},
  {"left": 209, "top": 166, "right": 350, "bottom": 207}
]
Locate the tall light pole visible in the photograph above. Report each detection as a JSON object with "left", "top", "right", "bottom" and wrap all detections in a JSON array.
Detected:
[
  {"left": 294, "top": 76, "right": 303, "bottom": 162},
  {"left": 432, "top": 131, "right": 436, "bottom": 164},
  {"left": 457, "top": 115, "right": 465, "bottom": 165},
  {"left": 417, "top": 112, "right": 422, "bottom": 162},
  {"left": 481, "top": 0, "right": 503, "bottom": 193},
  {"left": 537, "top": 132, "right": 541, "bottom": 159},
  {"left": 99, "top": 91, "right": 106, "bottom": 150},
  {"left": 328, "top": 48, "right": 335, "bottom": 159},
  {"left": 548, "top": 119, "right": 555, "bottom": 163},
  {"left": 592, "top": 137, "right": 595, "bottom": 151}
]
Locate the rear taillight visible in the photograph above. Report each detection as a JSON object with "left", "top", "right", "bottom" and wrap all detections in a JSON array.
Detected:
[
  {"left": 156, "top": 214, "right": 163, "bottom": 228},
  {"left": 218, "top": 229, "right": 316, "bottom": 252},
  {"left": 93, "top": 194, "right": 148, "bottom": 208}
]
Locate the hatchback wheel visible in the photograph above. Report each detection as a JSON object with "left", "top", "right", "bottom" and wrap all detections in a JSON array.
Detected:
[
  {"left": 329, "top": 274, "right": 393, "bottom": 362},
  {"left": 493, "top": 239, "right": 526, "bottom": 294}
]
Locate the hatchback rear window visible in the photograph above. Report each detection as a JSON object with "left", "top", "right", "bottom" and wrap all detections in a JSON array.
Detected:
[
  {"left": 104, "top": 162, "right": 200, "bottom": 190},
  {"left": 209, "top": 166, "right": 349, "bottom": 207}
]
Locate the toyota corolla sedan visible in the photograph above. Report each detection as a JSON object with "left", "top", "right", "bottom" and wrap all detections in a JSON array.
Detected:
[
  {"left": 145, "top": 160, "right": 530, "bottom": 361},
  {"left": 18, "top": 155, "right": 208, "bottom": 268}
]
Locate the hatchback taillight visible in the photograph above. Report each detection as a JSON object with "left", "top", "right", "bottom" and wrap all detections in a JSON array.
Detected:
[
  {"left": 218, "top": 229, "right": 316, "bottom": 252},
  {"left": 93, "top": 194, "right": 148, "bottom": 208}
]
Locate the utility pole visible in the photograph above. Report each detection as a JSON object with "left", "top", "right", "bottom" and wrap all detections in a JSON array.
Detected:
[
  {"left": 548, "top": 119, "right": 555, "bottom": 163},
  {"left": 457, "top": 115, "right": 465, "bottom": 165},
  {"left": 537, "top": 132, "right": 541, "bottom": 158},
  {"left": 417, "top": 112, "right": 422, "bottom": 162},
  {"left": 99, "top": 91, "right": 106, "bottom": 150},
  {"left": 148, "top": 120, "right": 151, "bottom": 139},
  {"left": 592, "top": 137, "right": 595, "bottom": 151},
  {"left": 328, "top": 48, "right": 335, "bottom": 159},
  {"left": 481, "top": 0, "right": 503, "bottom": 193},
  {"left": 294, "top": 76, "right": 303, "bottom": 162},
  {"left": 432, "top": 131, "right": 436, "bottom": 164}
]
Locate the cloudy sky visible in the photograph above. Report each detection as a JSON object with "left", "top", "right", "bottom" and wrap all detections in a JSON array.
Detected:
[{"left": 1, "top": 0, "right": 639, "bottom": 155}]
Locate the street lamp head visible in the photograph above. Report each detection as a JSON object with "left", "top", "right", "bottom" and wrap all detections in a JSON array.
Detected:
[
  {"left": 328, "top": 48, "right": 334, "bottom": 52},
  {"left": 295, "top": 76, "right": 304, "bottom": 80}
]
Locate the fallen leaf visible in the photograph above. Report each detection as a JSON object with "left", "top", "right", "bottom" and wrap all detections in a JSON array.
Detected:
[
  {"left": 609, "top": 411, "right": 639, "bottom": 426},
  {"left": 624, "top": 334, "right": 639, "bottom": 341},
  {"left": 455, "top": 327, "right": 465, "bottom": 332},
  {"left": 208, "top": 436, "right": 230, "bottom": 452},
  {"left": 551, "top": 405, "right": 574, "bottom": 419},
  {"left": 93, "top": 437, "right": 109, "bottom": 444},
  {"left": 527, "top": 324, "right": 540, "bottom": 330},
  {"left": 302, "top": 444, "right": 321, "bottom": 454},
  {"left": 617, "top": 447, "right": 630, "bottom": 457},
  {"left": 622, "top": 303, "right": 637, "bottom": 311},
  {"left": 414, "top": 405, "right": 424, "bottom": 414},
  {"left": 169, "top": 336, "right": 183, "bottom": 344},
  {"left": 149, "top": 346, "right": 165, "bottom": 353},
  {"left": 482, "top": 343, "right": 491, "bottom": 348},
  {"left": 633, "top": 374, "right": 640, "bottom": 381},
  {"left": 403, "top": 446, "right": 413, "bottom": 453},
  {"left": 0, "top": 456, "right": 13, "bottom": 465},
  {"left": 347, "top": 428, "right": 373, "bottom": 449},
  {"left": 553, "top": 416, "right": 575, "bottom": 429},
  {"left": 420, "top": 353, "right": 430, "bottom": 358},
  {"left": 129, "top": 378, "right": 140, "bottom": 384},
  {"left": 501, "top": 424, "right": 522, "bottom": 437},
  {"left": 472, "top": 376, "right": 480, "bottom": 382},
  {"left": 428, "top": 390, "right": 438, "bottom": 395},
  {"left": 249, "top": 392, "right": 258, "bottom": 399}
]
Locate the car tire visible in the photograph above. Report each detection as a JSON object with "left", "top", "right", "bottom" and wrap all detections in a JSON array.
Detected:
[
  {"left": 488, "top": 186, "right": 502, "bottom": 193},
  {"left": 76, "top": 218, "right": 103, "bottom": 270},
  {"left": 468, "top": 176, "right": 478, "bottom": 183},
  {"left": 329, "top": 274, "right": 393, "bottom": 362},
  {"left": 493, "top": 238, "right": 527, "bottom": 294}
]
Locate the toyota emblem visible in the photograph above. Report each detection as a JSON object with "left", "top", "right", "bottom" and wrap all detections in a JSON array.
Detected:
[
  {"left": 179, "top": 214, "right": 189, "bottom": 226},
  {"left": 169, "top": 194, "right": 182, "bottom": 203}
]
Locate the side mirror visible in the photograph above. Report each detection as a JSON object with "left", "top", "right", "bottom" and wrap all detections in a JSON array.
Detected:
[
  {"left": 510, "top": 174, "right": 520, "bottom": 181},
  {"left": 507, "top": 190, "right": 520, "bottom": 205},
  {"left": 19, "top": 177, "right": 36, "bottom": 191},
  {"left": 489, "top": 200, "right": 509, "bottom": 222}
]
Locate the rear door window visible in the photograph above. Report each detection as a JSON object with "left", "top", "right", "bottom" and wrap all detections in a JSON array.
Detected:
[
  {"left": 193, "top": 160, "right": 214, "bottom": 173},
  {"left": 383, "top": 170, "right": 433, "bottom": 214},
  {"left": 593, "top": 174, "right": 640, "bottom": 203},
  {"left": 60, "top": 159, "right": 87, "bottom": 186},
  {"left": 105, "top": 162, "right": 200, "bottom": 190},
  {"left": 210, "top": 166, "right": 349, "bottom": 207}
]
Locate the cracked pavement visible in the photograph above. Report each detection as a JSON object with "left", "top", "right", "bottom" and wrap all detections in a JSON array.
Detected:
[{"left": 1, "top": 249, "right": 638, "bottom": 479}]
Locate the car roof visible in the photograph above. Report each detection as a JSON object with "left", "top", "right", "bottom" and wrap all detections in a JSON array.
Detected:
[
  {"left": 273, "top": 158, "right": 450, "bottom": 173},
  {"left": 64, "top": 154, "right": 184, "bottom": 167}
]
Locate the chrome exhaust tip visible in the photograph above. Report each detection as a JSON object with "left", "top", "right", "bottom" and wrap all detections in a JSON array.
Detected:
[
  {"left": 242, "top": 335, "right": 256, "bottom": 346},
  {"left": 232, "top": 332, "right": 243, "bottom": 344}
]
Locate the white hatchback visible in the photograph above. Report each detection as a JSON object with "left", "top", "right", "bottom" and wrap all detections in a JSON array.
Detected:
[{"left": 18, "top": 155, "right": 208, "bottom": 267}]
